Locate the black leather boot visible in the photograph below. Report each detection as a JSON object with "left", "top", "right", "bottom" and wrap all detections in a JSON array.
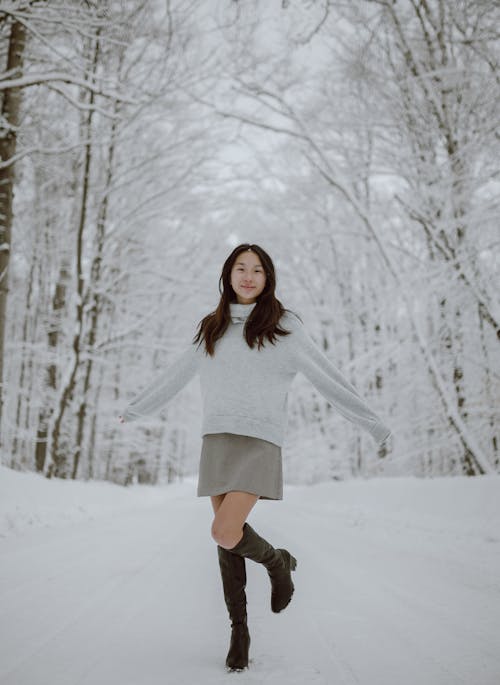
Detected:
[
  {"left": 229, "top": 523, "right": 297, "bottom": 613},
  {"left": 217, "top": 545, "right": 251, "bottom": 671}
]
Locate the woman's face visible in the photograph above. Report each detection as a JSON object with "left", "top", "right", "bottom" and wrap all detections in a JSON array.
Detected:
[{"left": 230, "top": 250, "right": 267, "bottom": 304}]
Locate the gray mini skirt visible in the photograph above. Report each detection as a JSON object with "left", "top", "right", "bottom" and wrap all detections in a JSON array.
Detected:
[{"left": 197, "top": 432, "right": 283, "bottom": 500}]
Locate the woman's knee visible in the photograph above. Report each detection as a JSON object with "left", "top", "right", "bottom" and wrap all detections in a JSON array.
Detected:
[{"left": 211, "top": 517, "right": 243, "bottom": 549}]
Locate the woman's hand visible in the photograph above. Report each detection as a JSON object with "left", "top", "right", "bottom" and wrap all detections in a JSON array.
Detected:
[{"left": 118, "top": 416, "right": 125, "bottom": 424}]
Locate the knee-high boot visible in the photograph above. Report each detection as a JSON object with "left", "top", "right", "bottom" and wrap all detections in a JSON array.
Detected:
[
  {"left": 217, "top": 545, "right": 250, "bottom": 671},
  {"left": 228, "top": 522, "right": 297, "bottom": 613}
]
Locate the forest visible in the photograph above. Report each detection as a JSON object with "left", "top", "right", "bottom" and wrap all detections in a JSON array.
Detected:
[{"left": 1, "top": 0, "right": 499, "bottom": 485}]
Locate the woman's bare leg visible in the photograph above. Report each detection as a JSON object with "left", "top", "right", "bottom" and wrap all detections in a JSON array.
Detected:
[
  {"left": 210, "top": 493, "right": 226, "bottom": 515},
  {"left": 211, "top": 491, "right": 259, "bottom": 549}
]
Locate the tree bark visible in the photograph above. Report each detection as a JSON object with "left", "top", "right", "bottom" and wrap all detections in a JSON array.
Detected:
[
  {"left": 11, "top": 245, "right": 37, "bottom": 464},
  {"left": 0, "top": 18, "right": 26, "bottom": 445},
  {"left": 35, "top": 262, "right": 69, "bottom": 472},
  {"left": 72, "top": 104, "right": 118, "bottom": 479},
  {"left": 47, "top": 34, "right": 100, "bottom": 478}
]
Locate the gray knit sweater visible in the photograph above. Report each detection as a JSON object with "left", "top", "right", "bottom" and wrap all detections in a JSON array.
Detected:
[{"left": 121, "top": 302, "right": 391, "bottom": 447}]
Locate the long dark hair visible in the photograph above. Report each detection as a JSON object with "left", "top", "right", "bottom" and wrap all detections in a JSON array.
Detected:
[{"left": 193, "top": 243, "right": 299, "bottom": 356}]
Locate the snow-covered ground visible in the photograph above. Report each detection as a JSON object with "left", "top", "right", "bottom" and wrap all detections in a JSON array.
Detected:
[{"left": 1, "top": 465, "right": 499, "bottom": 685}]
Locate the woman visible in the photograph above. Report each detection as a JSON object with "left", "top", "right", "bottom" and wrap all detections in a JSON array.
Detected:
[{"left": 120, "top": 243, "right": 391, "bottom": 672}]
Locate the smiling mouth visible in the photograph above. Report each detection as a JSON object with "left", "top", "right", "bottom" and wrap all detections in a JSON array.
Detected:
[{"left": 242, "top": 286, "right": 255, "bottom": 289}]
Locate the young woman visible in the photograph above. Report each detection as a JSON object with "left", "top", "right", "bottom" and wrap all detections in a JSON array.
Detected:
[{"left": 120, "top": 243, "right": 391, "bottom": 672}]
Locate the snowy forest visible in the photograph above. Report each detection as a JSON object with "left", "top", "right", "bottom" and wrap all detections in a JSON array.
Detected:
[{"left": 1, "top": 0, "right": 499, "bottom": 486}]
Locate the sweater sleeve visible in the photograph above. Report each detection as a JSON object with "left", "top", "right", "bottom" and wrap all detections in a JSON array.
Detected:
[
  {"left": 289, "top": 317, "right": 391, "bottom": 445},
  {"left": 121, "top": 343, "right": 201, "bottom": 422}
]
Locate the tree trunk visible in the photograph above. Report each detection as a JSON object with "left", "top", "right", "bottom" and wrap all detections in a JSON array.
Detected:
[
  {"left": 11, "top": 247, "right": 37, "bottom": 464},
  {"left": 72, "top": 98, "right": 119, "bottom": 480},
  {"left": 47, "top": 35, "right": 100, "bottom": 478},
  {"left": 34, "top": 262, "right": 69, "bottom": 471},
  {"left": 0, "top": 19, "right": 26, "bottom": 445},
  {"left": 478, "top": 301, "right": 499, "bottom": 465}
]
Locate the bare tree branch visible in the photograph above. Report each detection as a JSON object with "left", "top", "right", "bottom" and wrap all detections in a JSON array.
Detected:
[{"left": 0, "top": 71, "right": 139, "bottom": 104}]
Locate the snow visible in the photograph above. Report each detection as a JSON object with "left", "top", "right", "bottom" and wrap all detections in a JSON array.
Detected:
[{"left": 1, "top": 466, "right": 499, "bottom": 685}]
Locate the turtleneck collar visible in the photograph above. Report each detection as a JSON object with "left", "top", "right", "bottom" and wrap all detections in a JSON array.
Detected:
[{"left": 229, "top": 302, "right": 256, "bottom": 324}]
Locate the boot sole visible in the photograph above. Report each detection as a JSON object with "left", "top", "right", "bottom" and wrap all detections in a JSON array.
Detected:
[{"left": 226, "top": 664, "right": 250, "bottom": 673}]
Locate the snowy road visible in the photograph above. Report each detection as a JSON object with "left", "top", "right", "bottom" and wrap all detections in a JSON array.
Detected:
[{"left": 1, "top": 472, "right": 499, "bottom": 685}]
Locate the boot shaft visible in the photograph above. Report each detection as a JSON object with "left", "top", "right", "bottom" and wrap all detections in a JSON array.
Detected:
[
  {"left": 217, "top": 545, "right": 247, "bottom": 623},
  {"left": 228, "top": 522, "right": 287, "bottom": 570}
]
